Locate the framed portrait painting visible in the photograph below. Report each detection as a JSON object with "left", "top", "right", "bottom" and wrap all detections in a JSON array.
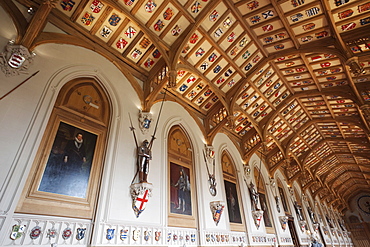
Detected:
[
  {"left": 259, "top": 193, "right": 273, "bottom": 227},
  {"left": 16, "top": 115, "right": 107, "bottom": 219},
  {"left": 38, "top": 121, "right": 97, "bottom": 198},
  {"left": 224, "top": 180, "right": 242, "bottom": 224},
  {"left": 170, "top": 162, "right": 192, "bottom": 215}
]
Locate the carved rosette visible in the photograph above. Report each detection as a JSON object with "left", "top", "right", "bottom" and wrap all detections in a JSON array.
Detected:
[
  {"left": 279, "top": 216, "right": 289, "bottom": 231},
  {"left": 130, "top": 182, "right": 153, "bottom": 218},
  {"left": 252, "top": 210, "right": 264, "bottom": 229},
  {"left": 210, "top": 201, "right": 225, "bottom": 226}
]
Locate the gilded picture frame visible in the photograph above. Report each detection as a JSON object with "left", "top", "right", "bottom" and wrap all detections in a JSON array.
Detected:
[{"left": 16, "top": 114, "right": 106, "bottom": 219}]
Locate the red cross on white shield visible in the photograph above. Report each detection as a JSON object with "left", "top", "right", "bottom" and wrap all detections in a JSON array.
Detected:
[{"left": 135, "top": 189, "right": 149, "bottom": 210}]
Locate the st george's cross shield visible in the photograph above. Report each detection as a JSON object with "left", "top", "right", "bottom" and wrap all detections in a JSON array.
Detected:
[
  {"left": 125, "top": 26, "right": 136, "bottom": 38},
  {"left": 130, "top": 183, "right": 153, "bottom": 217},
  {"left": 228, "top": 79, "right": 235, "bottom": 87}
]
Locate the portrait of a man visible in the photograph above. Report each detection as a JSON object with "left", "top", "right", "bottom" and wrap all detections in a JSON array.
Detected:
[
  {"left": 259, "top": 193, "right": 273, "bottom": 227},
  {"left": 38, "top": 122, "right": 97, "bottom": 198},
  {"left": 170, "top": 162, "right": 192, "bottom": 215},
  {"left": 224, "top": 180, "right": 242, "bottom": 224}
]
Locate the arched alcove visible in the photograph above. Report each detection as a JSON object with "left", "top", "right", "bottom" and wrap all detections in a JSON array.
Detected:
[
  {"left": 222, "top": 150, "right": 245, "bottom": 231},
  {"left": 16, "top": 78, "right": 111, "bottom": 219},
  {"left": 167, "top": 125, "right": 197, "bottom": 228}
]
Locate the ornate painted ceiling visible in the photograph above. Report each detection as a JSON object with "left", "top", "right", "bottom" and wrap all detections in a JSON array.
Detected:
[{"left": 4, "top": 0, "right": 370, "bottom": 212}]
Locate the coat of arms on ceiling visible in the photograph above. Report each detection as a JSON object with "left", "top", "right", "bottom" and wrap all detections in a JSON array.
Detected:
[{"left": 0, "top": 41, "right": 35, "bottom": 76}]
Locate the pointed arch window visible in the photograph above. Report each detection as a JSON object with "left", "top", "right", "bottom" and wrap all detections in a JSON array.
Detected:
[{"left": 168, "top": 126, "right": 196, "bottom": 228}]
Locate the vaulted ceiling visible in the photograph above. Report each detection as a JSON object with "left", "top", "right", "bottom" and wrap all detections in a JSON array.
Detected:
[{"left": 3, "top": 0, "right": 370, "bottom": 212}]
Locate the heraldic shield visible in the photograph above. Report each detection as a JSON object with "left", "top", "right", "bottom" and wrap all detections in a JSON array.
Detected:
[
  {"left": 130, "top": 182, "right": 153, "bottom": 217},
  {"left": 10, "top": 224, "right": 26, "bottom": 240},
  {"left": 210, "top": 201, "right": 225, "bottom": 226}
]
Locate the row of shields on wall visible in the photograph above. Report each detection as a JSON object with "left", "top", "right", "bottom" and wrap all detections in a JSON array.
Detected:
[
  {"left": 10, "top": 224, "right": 87, "bottom": 241},
  {"left": 104, "top": 227, "right": 197, "bottom": 244}
]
